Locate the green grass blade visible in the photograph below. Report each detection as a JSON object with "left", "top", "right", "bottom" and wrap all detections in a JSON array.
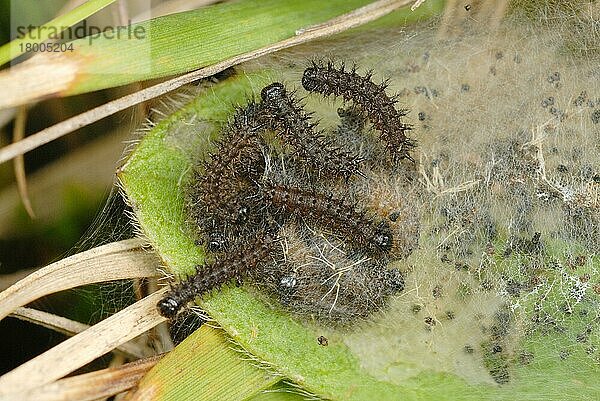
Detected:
[
  {"left": 0, "top": 0, "right": 117, "bottom": 66},
  {"left": 0, "top": 0, "right": 440, "bottom": 108},
  {"left": 66, "top": 0, "right": 374, "bottom": 94},
  {"left": 133, "top": 325, "right": 279, "bottom": 401}
]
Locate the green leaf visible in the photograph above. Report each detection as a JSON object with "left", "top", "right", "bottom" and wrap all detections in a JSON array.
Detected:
[
  {"left": 119, "top": 69, "right": 599, "bottom": 400},
  {"left": 118, "top": 72, "right": 466, "bottom": 400}
]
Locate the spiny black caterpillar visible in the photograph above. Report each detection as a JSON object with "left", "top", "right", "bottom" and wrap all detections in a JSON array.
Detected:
[
  {"left": 158, "top": 61, "right": 417, "bottom": 321},
  {"left": 260, "top": 82, "right": 364, "bottom": 180},
  {"left": 158, "top": 230, "right": 279, "bottom": 318},
  {"left": 187, "top": 102, "right": 268, "bottom": 251},
  {"left": 302, "top": 60, "right": 415, "bottom": 162},
  {"left": 260, "top": 182, "right": 393, "bottom": 255}
]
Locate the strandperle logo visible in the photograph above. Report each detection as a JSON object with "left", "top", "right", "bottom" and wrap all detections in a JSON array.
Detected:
[
  {"left": 9, "top": 0, "right": 152, "bottom": 73},
  {"left": 16, "top": 19, "right": 147, "bottom": 45}
]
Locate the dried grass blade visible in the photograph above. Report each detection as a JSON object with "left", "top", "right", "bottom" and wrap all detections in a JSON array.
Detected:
[
  {"left": 13, "top": 355, "right": 162, "bottom": 401},
  {"left": 0, "top": 289, "right": 167, "bottom": 395},
  {"left": 0, "top": 238, "right": 158, "bottom": 321},
  {"left": 10, "top": 307, "right": 148, "bottom": 359}
]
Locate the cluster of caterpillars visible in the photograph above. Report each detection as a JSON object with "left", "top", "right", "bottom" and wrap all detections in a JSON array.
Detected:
[{"left": 157, "top": 61, "right": 417, "bottom": 322}]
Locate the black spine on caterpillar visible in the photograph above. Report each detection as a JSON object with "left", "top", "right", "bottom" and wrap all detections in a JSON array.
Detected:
[
  {"left": 260, "top": 182, "right": 393, "bottom": 255},
  {"left": 157, "top": 232, "right": 279, "bottom": 318},
  {"left": 260, "top": 82, "right": 364, "bottom": 180},
  {"left": 301, "top": 61, "right": 415, "bottom": 162}
]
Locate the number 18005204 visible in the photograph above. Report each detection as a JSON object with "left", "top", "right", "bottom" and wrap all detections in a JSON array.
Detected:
[{"left": 19, "top": 42, "right": 74, "bottom": 53}]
